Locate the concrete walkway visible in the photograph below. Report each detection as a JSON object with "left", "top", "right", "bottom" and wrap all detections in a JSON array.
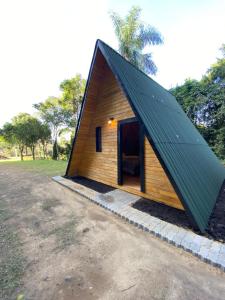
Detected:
[{"left": 53, "top": 176, "right": 225, "bottom": 271}]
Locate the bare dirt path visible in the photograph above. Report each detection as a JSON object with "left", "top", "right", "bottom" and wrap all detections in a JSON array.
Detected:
[{"left": 1, "top": 163, "right": 225, "bottom": 300}]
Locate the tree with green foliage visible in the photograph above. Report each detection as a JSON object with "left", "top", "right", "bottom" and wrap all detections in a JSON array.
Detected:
[
  {"left": 109, "top": 6, "right": 163, "bottom": 75},
  {"left": 23, "top": 116, "right": 43, "bottom": 160},
  {"left": 0, "top": 131, "right": 14, "bottom": 158},
  {"left": 206, "top": 44, "right": 225, "bottom": 82},
  {"left": 170, "top": 44, "right": 225, "bottom": 159},
  {"left": 57, "top": 131, "right": 73, "bottom": 160},
  {"left": 60, "top": 74, "right": 86, "bottom": 126},
  {"left": 170, "top": 79, "right": 206, "bottom": 125},
  {"left": 1, "top": 113, "right": 33, "bottom": 160},
  {"left": 34, "top": 97, "right": 72, "bottom": 160},
  {"left": 0, "top": 122, "right": 16, "bottom": 146},
  {"left": 12, "top": 113, "right": 46, "bottom": 160},
  {"left": 39, "top": 123, "right": 51, "bottom": 159},
  {"left": 1, "top": 113, "right": 51, "bottom": 160},
  {"left": 11, "top": 114, "right": 31, "bottom": 160}
]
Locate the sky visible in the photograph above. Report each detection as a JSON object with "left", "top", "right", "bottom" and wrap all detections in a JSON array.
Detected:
[{"left": 0, "top": 0, "right": 224, "bottom": 127}]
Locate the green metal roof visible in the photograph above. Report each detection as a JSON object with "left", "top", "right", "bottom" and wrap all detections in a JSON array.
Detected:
[{"left": 97, "top": 40, "right": 225, "bottom": 232}]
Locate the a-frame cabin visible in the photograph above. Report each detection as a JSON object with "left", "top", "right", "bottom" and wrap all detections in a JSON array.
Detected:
[{"left": 66, "top": 40, "right": 225, "bottom": 232}]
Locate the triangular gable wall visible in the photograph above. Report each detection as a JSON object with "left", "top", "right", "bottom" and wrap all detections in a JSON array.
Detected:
[{"left": 67, "top": 48, "right": 183, "bottom": 210}]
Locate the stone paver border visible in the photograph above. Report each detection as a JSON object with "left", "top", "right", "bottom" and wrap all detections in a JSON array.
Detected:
[{"left": 52, "top": 176, "right": 225, "bottom": 271}]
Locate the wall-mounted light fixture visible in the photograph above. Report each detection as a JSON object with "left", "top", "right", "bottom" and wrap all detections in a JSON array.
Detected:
[{"left": 108, "top": 117, "right": 114, "bottom": 125}]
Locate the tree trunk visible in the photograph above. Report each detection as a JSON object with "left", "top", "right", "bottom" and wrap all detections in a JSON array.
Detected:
[
  {"left": 42, "top": 142, "right": 46, "bottom": 159},
  {"left": 52, "top": 139, "right": 58, "bottom": 160},
  {"left": 38, "top": 144, "right": 42, "bottom": 159},
  {"left": 31, "top": 145, "right": 35, "bottom": 160},
  {"left": 20, "top": 148, "right": 24, "bottom": 161},
  {"left": 44, "top": 144, "right": 47, "bottom": 159}
]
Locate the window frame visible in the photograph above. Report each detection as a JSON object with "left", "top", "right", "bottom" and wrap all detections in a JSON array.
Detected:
[{"left": 96, "top": 126, "right": 102, "bottom": 152}]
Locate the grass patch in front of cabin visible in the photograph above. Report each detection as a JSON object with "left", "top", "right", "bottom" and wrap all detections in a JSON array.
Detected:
[
  {"left": 0, "top": 202, "right": 25, "bottom": 300},
  {"left": 0, "top": 159, "right": 67, "bottom": 177}
]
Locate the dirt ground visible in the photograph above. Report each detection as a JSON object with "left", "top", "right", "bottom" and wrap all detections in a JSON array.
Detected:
[{"left": 1, "top": 164, "right": 225, "bottom": 300}]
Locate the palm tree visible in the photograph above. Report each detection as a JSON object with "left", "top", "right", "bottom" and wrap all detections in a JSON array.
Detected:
[{"left": 109, "top": 6, "right": 163, "bottom": 75}]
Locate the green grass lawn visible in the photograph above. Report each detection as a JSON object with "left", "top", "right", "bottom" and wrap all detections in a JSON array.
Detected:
[{"left": 0, "top": 159, "right": 67, "bottom": 177}]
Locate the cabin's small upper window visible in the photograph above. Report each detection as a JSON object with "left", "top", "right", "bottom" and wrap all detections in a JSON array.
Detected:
[{"left": 96, "top": 127, "right": 102, "bottom": 152}]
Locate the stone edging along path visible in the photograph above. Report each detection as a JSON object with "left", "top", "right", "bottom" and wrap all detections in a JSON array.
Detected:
[{"left": 52, "top": 176, "right": 225, "bottom": 272}]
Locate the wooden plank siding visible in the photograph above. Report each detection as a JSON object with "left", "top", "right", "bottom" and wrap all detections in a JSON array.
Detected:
[{"left": 68, "top": 50, "right": 184, "bottom": 210}]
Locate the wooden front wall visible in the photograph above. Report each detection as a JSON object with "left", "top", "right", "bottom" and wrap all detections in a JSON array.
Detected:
[{"left": 68, "top": 50, "right": 183, "bottom": 210}]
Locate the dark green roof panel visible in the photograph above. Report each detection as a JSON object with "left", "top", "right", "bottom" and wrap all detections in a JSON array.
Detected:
[{"left": 98, "top": 40, "right": 225, "bottom": 232}]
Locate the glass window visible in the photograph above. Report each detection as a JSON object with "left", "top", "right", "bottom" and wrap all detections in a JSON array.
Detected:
[{"left": 96, "top": 127, "right": 102, "bottom": 152}]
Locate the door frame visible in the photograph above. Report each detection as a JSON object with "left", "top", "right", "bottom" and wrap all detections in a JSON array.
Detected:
[{"left": 117, "top": 117, "right": 145, "bottom": 192}]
